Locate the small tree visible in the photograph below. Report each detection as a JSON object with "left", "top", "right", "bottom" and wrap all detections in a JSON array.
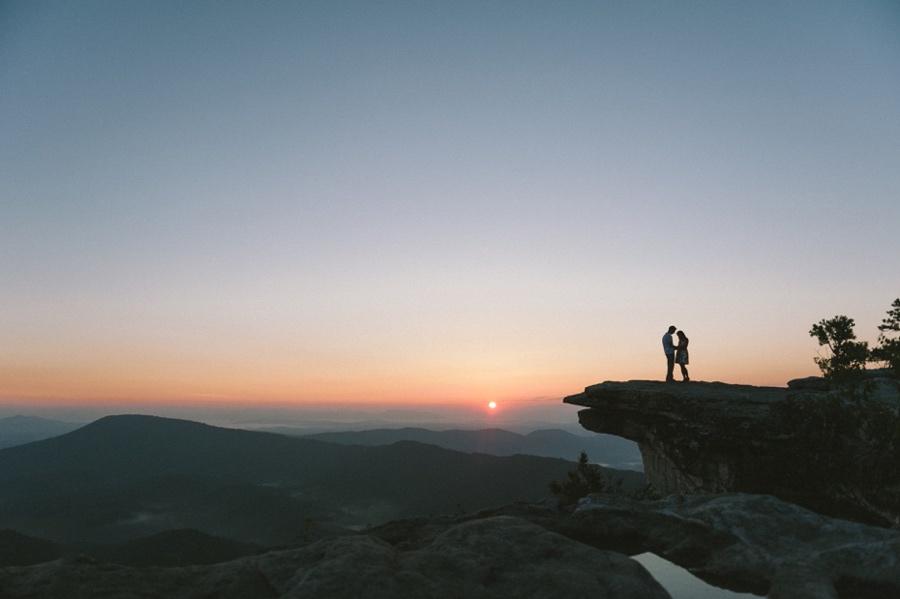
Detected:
[
  {"left": 809, "top": 315, "right": 868, "bottom": 383},
  {"left": 871, "top": 298, "right": 900, "bottom": 378},
  {"left": 549, "top": 451, "right": 606, "bottom": 505}
]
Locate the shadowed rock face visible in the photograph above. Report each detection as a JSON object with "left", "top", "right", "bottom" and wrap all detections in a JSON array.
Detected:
[
  {"left": 564, "top": 381, "right": 789, "bottom": 495},
  {"left": 0, "top": 517, "right": 668, "bottom": 599},
  {"left": 563, "top": 379, "right": 900, "bottom": 526}
]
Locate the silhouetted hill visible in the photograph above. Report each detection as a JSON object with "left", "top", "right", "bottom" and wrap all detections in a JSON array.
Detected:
[
  {"left": 89, "top": 529, "right": 262, "bottom": 567},
  {"left": 293, "top": 427, "right": 642, "bottom": 469},
  {"left": 0, "top": 415, "right": 641, "bottom": 546},
  {"left": 0, "top": 416, "right": 82, "bottom": 449},
  {"left": 0, "top": 530, "right": 62, "bottom": 566}
]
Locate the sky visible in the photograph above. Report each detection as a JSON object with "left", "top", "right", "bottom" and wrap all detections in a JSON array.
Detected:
[{"left": 2, "top": 1, "right": 899, "bottom": 411}]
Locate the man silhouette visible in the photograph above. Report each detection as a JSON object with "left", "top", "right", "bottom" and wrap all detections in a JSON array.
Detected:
[{"left": 662, "top": 325, "right": 677, "bottom": 382}]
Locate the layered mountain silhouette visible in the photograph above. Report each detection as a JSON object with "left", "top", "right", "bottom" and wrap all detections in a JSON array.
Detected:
[
  {"left": 289, "top": 427, "right": 642, "bottom": 469},
  {"left": 0, "top": 530, "right": 61, "bottom": 566},
  {"left": 0, "top": 416, "right": 82, "bottom": 449},
  {"left": 0, "top": 415, "right": 643, "bottom": 547}
]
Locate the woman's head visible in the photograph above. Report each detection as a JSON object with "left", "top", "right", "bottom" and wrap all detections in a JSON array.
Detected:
[{"left": 677, "top": 330, "right": 687, "bottom": 340}]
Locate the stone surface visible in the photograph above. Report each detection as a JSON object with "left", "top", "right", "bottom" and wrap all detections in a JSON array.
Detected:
[
  {"left": 564, "top": 381, "right": 788, "bottom": 495},
  {"left": 788, "top": 372, "right": 900, "bottom": 403},
  {"left": 4, "top": 494, "right": 897, "bottom": 598},
  {"left": 573, "top": 493, "right": 900, "bottom": 599},
  {"left": 374, "top": 494, "right": 900, "bottom": 599},
  {"left": 563, "top": 379, "right": 899, "bottom": 525},
  {"left": 0, "top": 516, "right": 669, "bottom": 599}
]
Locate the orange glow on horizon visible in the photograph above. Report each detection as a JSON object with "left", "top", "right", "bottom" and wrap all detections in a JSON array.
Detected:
[
  {"left": 0, "top": 355, "right": 820, "bottom": 407},
  {"left": 1, "top": 322, "right": 826, "bottom": 407}
]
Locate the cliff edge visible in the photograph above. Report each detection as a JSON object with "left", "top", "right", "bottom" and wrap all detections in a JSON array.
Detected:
[{"left": 564, "top": 379, "right": 899, "bottom": 526}]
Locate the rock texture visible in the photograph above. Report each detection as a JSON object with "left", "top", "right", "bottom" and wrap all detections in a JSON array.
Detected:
[
  {"left": 0, "top": 516, "right": 668, "bottom": 599},
  {"left": 4, "top": 494, "right": 897, "bottom": 598},
  {"left": 564, "top": 381, "right": 789, "bottom": 495},
  {"left": 572, "top": 493, "right": 900, "bottom": 599},
  {"left": 564, "top": 379, "right": 900, "bottom": 525},
  {"left": 373, "top": 494, "right": 900, "bottom": 599}
]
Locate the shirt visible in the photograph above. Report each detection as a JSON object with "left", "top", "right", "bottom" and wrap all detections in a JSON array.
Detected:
[{"left": 662, "top": 333, "right": 675, "bottom": 356}]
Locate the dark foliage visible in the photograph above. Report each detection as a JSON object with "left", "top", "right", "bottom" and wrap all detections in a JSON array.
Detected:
[
  {"left": 872, "top": 298, "right": 900, "bottom": 377},
  {"left": 548, "top": 451, "right": 607, "bottom": 505},
  {"left": 809, "top": 315, "right": 869, "bottom": 384},
  {"left": 628, "top": 484, "right": 662, "bottom": 501}
]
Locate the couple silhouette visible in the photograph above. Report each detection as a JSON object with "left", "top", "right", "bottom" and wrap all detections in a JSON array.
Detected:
[{"left": 662, "top": 326, "right": 689, "bottom": 382}]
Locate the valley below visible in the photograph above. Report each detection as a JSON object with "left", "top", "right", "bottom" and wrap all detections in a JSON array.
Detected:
[{"left": 1, "top": 376, "right": 898, "bottom": 598}]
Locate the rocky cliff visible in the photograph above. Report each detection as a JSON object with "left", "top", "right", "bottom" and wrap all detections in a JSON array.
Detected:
[
  {"left": 564, "top": 381, "right": 788, "bottom": 494},
  {"left": 564, "top": 378, "right": 900, "bottom": 526}
]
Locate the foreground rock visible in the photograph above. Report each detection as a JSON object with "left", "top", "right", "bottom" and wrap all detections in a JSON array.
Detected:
[
  {"left": 573, "top": 494, "right": 900, "bottom": 599},
  {"left": 564, "top": 379, "right": 900, "bottom": 525},
  {"left": 0, "top": 516, "right": 668, "bottom": 599},
  {"left": 4, "top": 494, "right": 896, "bottom": 598},
  {"left": 372, "top": 493, "right": 900, "bottom": 599}
]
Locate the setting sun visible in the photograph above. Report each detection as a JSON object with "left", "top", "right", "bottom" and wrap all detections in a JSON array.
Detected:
[{"left": 488, "top": 401, "right": 497, "bottom": 410}]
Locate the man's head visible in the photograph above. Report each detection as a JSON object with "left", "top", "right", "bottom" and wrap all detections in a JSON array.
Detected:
[{"left": 667, "top": 325, "right": 677, "bottom": 334}]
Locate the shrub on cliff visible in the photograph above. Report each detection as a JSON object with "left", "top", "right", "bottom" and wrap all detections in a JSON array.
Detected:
[
  {"left": 798, "top": 304, "right": 900, "bottom": 524},
  {"left": 871, "top": 298, "right": 900, "bottom": 378},
  {"left": 809, "top": 315, "right": 869, "bottom": 384},
  {"left": 549, "top": 451, "right": 607, "bottom": 505}
]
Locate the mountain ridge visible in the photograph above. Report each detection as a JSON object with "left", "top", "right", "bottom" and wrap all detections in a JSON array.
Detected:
[
  {"left": 272, "top": 425, "right": 642, "bottom": 469},
  {"left": 0, "top": 414, "right": 643, "bottom": 545}
]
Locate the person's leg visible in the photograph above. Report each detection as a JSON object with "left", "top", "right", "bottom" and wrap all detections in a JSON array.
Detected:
[
  {"left": 666, "top": 355, "right": 675, "bottom": 381},
  {"left": 679, "top": 364, "right": 689, "bottom": 381}
]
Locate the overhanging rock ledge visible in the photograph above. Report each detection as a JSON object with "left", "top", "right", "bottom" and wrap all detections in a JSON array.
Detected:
[{"left": 564, "top": 380, "right": 790, "bottom": 495}]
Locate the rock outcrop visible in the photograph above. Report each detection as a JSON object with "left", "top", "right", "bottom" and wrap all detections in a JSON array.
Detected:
[
  {"left": 564, "top": 379, "right": 900, "bottom": 525},
  {"left": 564, "top": 381, "right": 788, "bottom": 495},
  {"left": 3, "top": 494, "right": 898, "bottom": 598},
  {"left": 372, "top": 494, "right": 900, "bottom": 599},
  {"left": 0, "top": 516, "right": 668, "bottom": 599},
  {"left": 572, "top": 493, "right": 900, "bottom": 599}
]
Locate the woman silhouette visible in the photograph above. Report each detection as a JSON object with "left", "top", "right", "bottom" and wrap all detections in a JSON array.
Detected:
[{"left": 675, "top": 330, "right": 690, "bottom": 382}]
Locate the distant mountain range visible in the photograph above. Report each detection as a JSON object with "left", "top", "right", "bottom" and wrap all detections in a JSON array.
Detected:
[
  {"left": 0, "top": 415, "right": 644, "bottom": 547},
  {"left": 271, "top": 427, "right": 643, "bottom": 470},
  {"left": 0, "top": 416, "right": 83, "bottom": 449}
]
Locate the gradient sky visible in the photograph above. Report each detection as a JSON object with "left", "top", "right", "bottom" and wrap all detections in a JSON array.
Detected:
[{"left": 2, "top": 1, "right": 899, "bottom": 407}]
